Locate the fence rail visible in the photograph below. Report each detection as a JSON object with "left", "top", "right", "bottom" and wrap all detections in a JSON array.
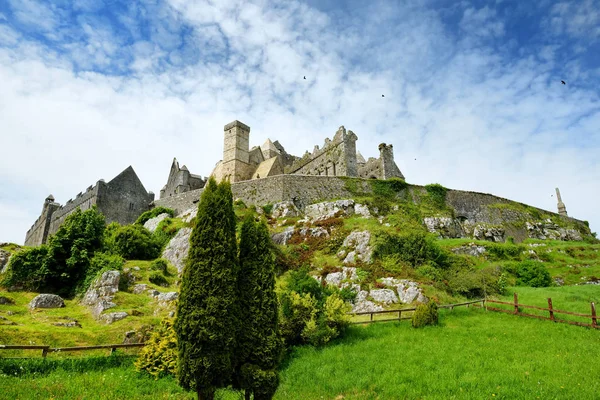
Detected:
[
  {"left": 349, "top": 299, "right": 484, "bottom": 324},
  {"left": 484, "top": 293, "right": 598, "bottom": 330},
  {"left": 0, "top": 343, "right": 146, "bottom": 358}
]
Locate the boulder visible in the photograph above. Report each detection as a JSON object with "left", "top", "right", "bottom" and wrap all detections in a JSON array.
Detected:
[
  {"left": 299, "top": 227, "right": 329, "bottom": 238},
  {"left": 526, "top": 221, "right": 582, "bottom": 241},
  {"left": 29, "top": 294, "right": 65, "bottom": 309},
  {"left": 354, "top": 203, "right": 372, "bottom": 218},
  {"left": 339, "top": 231, "right": 372, "bottom": 264},
  {"left": 369, "top": 289, "right": 398, "bottom": 305},
  {"left": 351, "top": 290, "right": 384, "bottom": 313},
  {"left": 0, "top": 295, "right": 15, "bottom": 305},
  {"left": 53, "top": 321, "right": 82, "bottom": 328},
  {"left": 272, "top": 201, "right": 301, "bottom": 219},
  {"left": 380, "top": 278, "right": 428, "bottom": 304},
  {"left": 451, "top": 243, "right": 487, "bottom": 257},
  {"left": 147, "top": 289, "right": 160, "bottom": 297},
  {"left": 473, "top": 225, "right": 505, "bottom": 242},
  {"left": 423, "top": 217, "right": 464, "bottom": 239},
  {"left": 132, "top": 284, "right": 148, "bottom": 294},
  {"left": 271, "top": 227, "right": 295, "bottom": 245},
  {"left": 162, "top": 227, "right": 192, "bottom": 274},
  {"left": 177, "top": 208, "right": 197, "bottom": 223},
  {"left": 143, "top": 213, "right": 170, "bottom": 233},
  {"left": 156, "top": 292, "right": 178, "bottom": 303},
  {"left": 325, "top": 272, "right": 344, "bottom": 287},
  {"left": 304, "top": 200, "right": 356, "bottom": 221},
  {"left": 101, "top": 312, "right": 128, "bottom": 324},
  {"left": 0, "top": 249, "right": 11, "bottom": 274}
]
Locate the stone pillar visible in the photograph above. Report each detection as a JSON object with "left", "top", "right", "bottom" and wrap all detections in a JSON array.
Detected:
[
  {"left": 556, "top": 188, "right": 568, "bottom": 216},
  {"left": 379, "top": 143, "right": 405, "bottom": 180}
]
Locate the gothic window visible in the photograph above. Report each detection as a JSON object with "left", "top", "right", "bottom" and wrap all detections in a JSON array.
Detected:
[{"left": 332, "top": 163, "right": 336, "bottom": 176}]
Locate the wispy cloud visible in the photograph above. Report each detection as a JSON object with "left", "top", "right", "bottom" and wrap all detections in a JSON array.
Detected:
[{"left": 0, "top": 0, "right": 598, "bottom": 244}]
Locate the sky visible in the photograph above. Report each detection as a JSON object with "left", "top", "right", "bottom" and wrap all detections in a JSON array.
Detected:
[{"left": 0, "top": 0, "right": 599, "bottom": 245}]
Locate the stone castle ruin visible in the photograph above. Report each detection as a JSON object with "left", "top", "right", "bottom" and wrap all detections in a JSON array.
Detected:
[
  {"left": 209, "top": 120, "right": 404, "bottom": 184},
  {"left": 25, "top": 120, "right": 584, "bottom": 246},
  {"left": 25, "top": 166, "right": 155, "bottom": 246}
]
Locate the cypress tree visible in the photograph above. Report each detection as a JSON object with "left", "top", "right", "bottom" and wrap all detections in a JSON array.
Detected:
[
  {"left": 174, "top": 178, "right": 239, "bottom": 400},
  {"left": 235, "top": 215, "right": 283, "bottom": 400}
]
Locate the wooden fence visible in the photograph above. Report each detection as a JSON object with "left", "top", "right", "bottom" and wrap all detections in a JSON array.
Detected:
[
  {"left": 349, "top": 299, "right": 485, "bottom": 324},
  {"left": 0, "top": 343, "right": 146, "bottom": 358},
  {"left": 484, "top": 293, "right": 598, "bottom": 329}
]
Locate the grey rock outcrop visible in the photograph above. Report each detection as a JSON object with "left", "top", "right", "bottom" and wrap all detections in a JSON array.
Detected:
[
  {"left": 156, "top": 292, "right": 178, "bottom": 303},
  {"left": 162, "top": 227, "right": 192, "bottom": 274},
  {"left": 299, "top": 227, "right": 330, "bottom": 238},
  {"left": 143, "top": 213, "right": 170, "bottom": 233},
  {"left": 324, "top": 267, "right": 359, "bottom": 288},
  {"left": 0, "top": 249, "right": 11, "bottom": 274},
  {"left": 351, "top": 290, "right": 384, "bottom": 313},
  {"left": 423, "top": 217, "right": 464, "bottom": 239},
  {"left": 271, "top": 226, "right": 329, "bottom": 246},
  {"left": 526, "top": 221, "right": 582, "bottom": 241},
  {"left": 177, "top": 208, "right": 197, "bottom": 223},
  {"left": 272, "top": 201, "right": 301, "bottom": 219},
  {"left": 380, "top": 278, "right": 427, "bottom": 304},
  {"left": 81, "top": 270, "right": 120, "bottom": 318},
  {"left": 369, "top": 289, "right": 398, "bottom": 305},
  {"left": 451, "top": 243, "right": 487, "bottom": 257},
  {"left": 132, "top": 284, "right": 148, "bottom": 294},
  {"left": 0, "top": 295, "right": 15, "bottom": 305},
  {"left": 271, "top": 227, "right": 295, "bottom": 245},
  {"left": 100, "top": 312, "right": 128, "bottom": 324},
  {"left": 337, "top": 230, "right": 372, "bottom": 264},
  {"left": 473, "top": 225, "right": 505, "bottom": 242},
  {"left": 29, "top": 294, "right": 65, "bottom": 309}
]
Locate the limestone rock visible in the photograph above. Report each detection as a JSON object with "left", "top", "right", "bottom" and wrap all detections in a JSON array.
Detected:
[
  {"left": 29, "top": 294, "right": 65, "bottom": 309},
  {"left": 526, "top": 221, "right": 582, "bottom": 241},
  {"left": 0, "top": 295, "right": 15, "bottom": 305},
  {"left": 162, "top": 227, "right": 192, "bottom": 274},
  {"left": 53, "top": 321, "right": 82, "bottom": 328},
  {"left": 271, "top": 227, "right": 295, "bottom": 245},
  {"left": 177, "top": 208, "right": 197, "bottom": 223},
  {"left": 101, "top": 312, "right": 128, "bottom": 324},
  {"left": 325, "top": 272, "right": 344, "bottom": 287},
  {"left": 143, "top": 213, "right": 170, "bottom": 233},
  {"left": 473, "top": 225, "right": 505, "bottom": 242},
  {"left": 156, "top": 292, "right": 178, "bottom": 303},
  {"left": 423, "top": 217, "right": 464, "bottom": 239},
  {"left": 380, "top": 278, "right": 427, "bottom": 304},
  {"left": 340, "top": 230, "right": 372, "bottom": 264},
  {"left": 351, "top": 290, "right": 384, "bottom": 313},
  {"left": 272, "top": 201, "right": 300, "bottom": 219},
  {"left": 354, "top": 203, "right": 372, "bottom": 218},
  {"left": 304, "top": 200, "right": 356, "bottom": 221},
  {"left": 132, "top": 284, "right": 148, "bottom": 294},
  {"left": 451, "top": 243, "right": 487, "bottom": 257},
  {"left": 0, "top": 249, "right": 11, "bottom": 274},
  {"left": 81, "top": 271, "right": 120, "bottom": 306},
  {"left": 299, "top": 227, "right": 329, "bottom": 238},
  {"left": 369, "top": 289, "right": 398, "bottom": 305},
  {"left": 148, "top": 289, "right": 160, "bottom": 297}
]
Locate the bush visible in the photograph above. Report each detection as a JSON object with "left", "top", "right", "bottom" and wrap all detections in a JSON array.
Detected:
[
  {"left": 77, "top": 252, "right": 125, "bottom": 295},
  {"left": 135, "top": 207, "right": 175, "bottom": 226},
  {"left": 1, "top": 245, "right": 51, "bottom": 291},
  {"left": 135, "top": 318, "right": 178, "bottom": 379},
  {"left": 150, "top": 259, "right": 168, "bottom": 274},
  {"left": 516, "top": 260, "right": 552, "bottom": 287},
  {"left": 369, "top": 178, "right": 407, "bottom": 200},
  {"left": 153, "top": 218, "right": 185, "bottom": 250},
  {"left": 107, "top": 225, "right": 161, "bottom": 260},
  {"left": 412, "top": 302, "right": 438, "bottom": 328},
  {"left": 373, "top": 231, "right": 450, "bottom": 269},
  {"left": 486, "top": 243, "right": 524, "bottom": 261},
  {"left": 446, "top": 266, "right": 504, "bottom": 298},
  {"left": 149, "top": 271, "right": 169, "bottom": 287},
  {"left": 424, "top": 183, "right": 447, "bottom": 208}
]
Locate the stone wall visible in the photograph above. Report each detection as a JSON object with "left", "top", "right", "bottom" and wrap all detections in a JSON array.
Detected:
[{"left": 24, "top": 199, "right": 60, "bottom": 246}]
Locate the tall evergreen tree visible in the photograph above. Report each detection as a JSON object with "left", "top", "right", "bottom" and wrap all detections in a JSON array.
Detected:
[
  {"left": 235, "top": 216, "right": 283, "bottom": 400},
  {"left": 174, "top": 178, "right": 240, "bottom": 400}
]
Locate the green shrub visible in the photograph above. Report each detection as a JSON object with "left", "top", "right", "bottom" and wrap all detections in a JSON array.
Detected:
[
  {"left": 150, "top": 258, "right": 168, "bottom": 274},
  {"left": 486, "top": 242, "right": 525, "bottom": 261},
  {"left": 369, "top": 178, "right": 407, "bottom": 200},
  {"left": 412, "top": 302, "right": 438, "bottom": 328},
  {"left": 135, "top": 207, "right": 175, "bottom": 226},
  {"left": 1, "top": 245, "right": 51, "bottom": 291},
  {"left": 424, "top": 183, "right": 447, "bottom": 208},
  {"left": 153, "top": 218, "right": 185, "bottom": 250},
  {"left": 373, "top": 231, "right": 450, "bottom": 269},
  {"left": 416, "top": 263, "right": 444, "bottom": 282},
  {"left": 506, "top": 236, "right": 515, "bottom": 244},
  {"left": 149, "top": 271, "right": 169, "bottom": 287},
  {"left": 445, "top": 266, "right": 504, "bottom": 298},
  {"left": 107, "top": 225, "right": 161, "bottom": 260},
  {"left": 516, "top": 260, "right": 552, "bottom": 287},
  {"left": 135, "top": 318, "right": 178, "bottom": 379},
  {"left": 262, "top": 204, "right": 274, "bottom": 215},
  {"left": 338, "top": 286, "right": 358, "bottom": 302}
]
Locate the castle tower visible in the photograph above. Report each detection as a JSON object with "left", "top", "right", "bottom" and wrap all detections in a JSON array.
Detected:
[
  {"left": 556, "top": 187, "right": 568, "bottom": 216},
  {"left": 378, "top": 143, "right": 405, "bottom": 180},
  {"left": 221, "top": 120, "right": 252, "bottom": 182}
]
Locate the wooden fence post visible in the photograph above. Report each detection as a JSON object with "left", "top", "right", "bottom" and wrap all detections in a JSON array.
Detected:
[
  {"left": 398, "top": 310, "right": 402, "bottom": 321},
  {"left": 592, "top": 303, "right": 597, "bottom": 328},
  {"left": 370, "top": 313, "right": 373, "bottom": 322},
  {"left": 513, "top": 293, "right": 519, "bottom": 314},
  {"left": 548, "top": 298, "right": 555, "bottom": 321},
  {"left": 41, "top": 346, "right": 48, "bottom": 358}
]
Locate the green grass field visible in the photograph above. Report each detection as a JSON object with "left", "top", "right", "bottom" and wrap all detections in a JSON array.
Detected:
[{"left": 2, "top": 305, "right": 599, "bottom": 400}]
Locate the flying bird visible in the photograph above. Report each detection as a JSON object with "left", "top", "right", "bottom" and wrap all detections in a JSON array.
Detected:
[
  {"left": 303, "top": 76, "right": 306, "bottom": 80},
  {"left": 561, "top": 80, "right": 566, "bottom": 85},
  {"left": 382, "top": 94, "right": 385, "bottom": 97}
]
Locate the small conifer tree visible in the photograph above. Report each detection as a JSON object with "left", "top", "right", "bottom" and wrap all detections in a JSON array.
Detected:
[
  {"left": 235, "top": 216, "right": 283, "bottom": 400},
  {"left": 174, "top": 178, "right": 239, "bottom": 400}
]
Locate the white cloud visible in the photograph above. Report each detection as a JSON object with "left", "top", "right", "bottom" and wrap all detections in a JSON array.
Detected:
[{"left": 0, "top": 0, "right": 599, "bottom": 245}]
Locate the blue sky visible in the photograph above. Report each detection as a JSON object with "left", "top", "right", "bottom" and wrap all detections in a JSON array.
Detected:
[{"left": 0, "top": 0, "right": 599, "bottom": 244}]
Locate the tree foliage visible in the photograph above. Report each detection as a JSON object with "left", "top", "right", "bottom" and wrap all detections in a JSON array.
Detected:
[
  {"left": 235, "top": 216, "right": 283, "bottom": 400},
  {"left": 135, "top": 206, "right": 175, "bottom": 225},
  {"left": 135, "top": 318, "right": 178, "bottom": 379},
  {"left": 174, "top": 178, "right": 239, "bottom": 400},
  {"left": 105, "top": 224, "right": 160, "bottom": 260}
]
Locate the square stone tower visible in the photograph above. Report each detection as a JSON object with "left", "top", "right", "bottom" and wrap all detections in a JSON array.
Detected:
[{"left": 221, "top": 120, "right": 252, "bottom": 182}]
